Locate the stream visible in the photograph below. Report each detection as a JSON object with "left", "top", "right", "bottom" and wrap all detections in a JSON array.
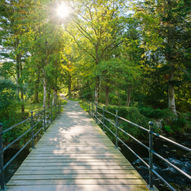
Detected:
[
  {"left": 120, "top": 135, "right": 191, "bottom": 191},
  {"left": 4, "top": 148, "right": 29, "bottom": 183}
]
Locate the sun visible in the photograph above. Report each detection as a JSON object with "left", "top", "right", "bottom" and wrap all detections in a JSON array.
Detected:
[{"left": 56, "top": 2, "right": 71, "bottom": 19}]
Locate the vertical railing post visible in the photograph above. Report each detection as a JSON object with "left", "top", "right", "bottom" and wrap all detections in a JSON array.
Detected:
[
  {"left": 0, "top": 123, "right": 5, "bottom": 191},
  {"left": 59, "top": 100, "right": 61, "bottom": 113},
  {"left": 31, "top": 111, "right": 35, "bottom": 149},
  {"left": 54, "top": 104, "right": 56, "bottom": 119},
  {"left": 51, "top": 103, "right": 53, "bottom": 123},
  {"left": 91, "top": 102, "right": 93, "bottom": 117},
  {"left": 102, "top": 106, "right": 105, "bottom": 130},
  {"left": 95, "top": 103, "right": 98, "bottom": 123},
  {"left": 54, "top": 103, "right": 56, "bottom": 117},
  {"left": 43, "top": 106, "right": 46, "bottom": 131},
  {"left": 58, "top": 100, "right": 60, "bottom": 114},
  {"left": 115, "top": 109, "right": 119, "bottom": 148},
  {"left": 89, "top": 102, "right": 91, "bottom": 116},
  {"left": 149, "top": 121, "right": 154, "bottom": 190}
]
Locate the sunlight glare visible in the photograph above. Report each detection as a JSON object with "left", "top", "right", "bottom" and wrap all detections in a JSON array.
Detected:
[{"left": 56, "top": 2, "right": 71, "bottom": 19}]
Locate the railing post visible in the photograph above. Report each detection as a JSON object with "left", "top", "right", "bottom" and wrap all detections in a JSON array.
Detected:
[
  {"left": 31, "top": 112, "right": 35, "bottom": 149},
  {"left": 149, "top": 121, "right": 154, "bottom": 190},
  {"left": 58, "top": 101, "right": 60, "bottom": 114},
  {"left": 95, "top": 103, "right": 98, "bottom": 123},
  {"left": 0, "top": 123, "right": 5, "bottom": 191},
  {"left": 115, "top": 109, "right": 119, "bottom": 148},
  {"left": 91, "top": 102, "right": 93, "bottom": 117},
  {"left": 89, "top": 102, "right": 91, "bottom": 116},
  {"left": 51, "top": 103, "right": 53, "bottom": 123},
  {"left": 43, "top": 106, "right": 46, "bottom": 131},
  {"left": 59, "top": 101, "right": 61, "bottom": 113},
  {"left": 102, "top": 106, "right": 105, "bottom": 130}
]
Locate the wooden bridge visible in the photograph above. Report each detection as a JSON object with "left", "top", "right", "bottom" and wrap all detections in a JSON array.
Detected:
[{"left": 6, "top": 101, "right": 149, "bottom": 191}]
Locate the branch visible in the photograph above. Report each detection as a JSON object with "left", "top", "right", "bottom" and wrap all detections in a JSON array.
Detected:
[{"left": 65, "top": 29, "right": 96, "bottom": 62}]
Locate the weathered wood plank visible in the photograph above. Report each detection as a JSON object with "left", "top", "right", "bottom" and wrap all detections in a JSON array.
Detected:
[
  {"left": 14, "top": 169, "right": 138, "bottom": 175},
  {"left": 8, "top": 179, "right": 147, "bottom": 185},
  {"left": 7, "top": 185, "right": 149, "bottom": 191},
  {"left": 15, "top": 169, "right": 137, "bottom": 175},
  {"left": 17, "top": 165, "right": 135, "bottom": 171},
  {"left": 10, "top": 174, "right": 143, "bottom": 179},
  {"left": 21, "top": 162, "right": 131, "bottom": 166}
]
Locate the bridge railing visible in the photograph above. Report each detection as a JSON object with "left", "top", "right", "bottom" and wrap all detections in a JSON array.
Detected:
[
  {"left": 89, "top": 102, "right": 191, "bottom": 191},
  {"left": 0, "top": 101, "right": 62, "bottom": 190}
]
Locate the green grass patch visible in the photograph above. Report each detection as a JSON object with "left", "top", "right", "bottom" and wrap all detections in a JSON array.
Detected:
[
  {"left": 60, "top": 99, "right": 67, "bottom": 105},
  {"left": 79, "top": 100, "right": 89, "bottom": 112}
]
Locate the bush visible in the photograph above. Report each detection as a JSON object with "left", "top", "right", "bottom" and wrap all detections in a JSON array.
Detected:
[
  {"left": 138, "top": 106, "right": 177, "bottom": 120},
  {"left": 103, "top": 105, "right": 149, "bottom": 141},
  {"left": 105, "top": 105, "right": 148, "bottom": 126},
  {"left": 79, "top": 100, "right": 89, "bottom": 112}
]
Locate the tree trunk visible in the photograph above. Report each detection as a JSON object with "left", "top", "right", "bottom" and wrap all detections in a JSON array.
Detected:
[
  {"left": 68, "top": 72, "right": 72, "bottom": 98},
  {"left": 95, "top": 76, "right": 100, "bottom": 104},
  {"left": 52, "top": 94, "right": 55, "bottom": 106},
  {"left": 54, "top": 89, "right": 58, "bottom": 106},
  {"left": 47, "top": 90, "right": 50, "bottom": 108},
  {"left": 34, "top": 70, "right": 40, "bottom": 103},
  {"left": 126, "top": 86, "right": 132, "bottom": 107},
  {"left": 16, "top": 54, "right": 21, "bottom": 98},
  {"left": 105, "top": 86, "right": 109, "bottom": 106},
  {"left": 20, "top": 62, "right": 25, "bottom": 118},
  {"left": 21, "top": 88, "right": 25, "bottom": 118},
  {"left": 43, "top": 69, "right": 47, "bottom": 108},
  {"left": 168, "top": 72, "right": 177, "bottom": 115},
  {"left": 166, "top": 0, "right": 177, "bottom": 116},
  {"left": 16, "top": 52, "right": 25, "bottom": 117}
]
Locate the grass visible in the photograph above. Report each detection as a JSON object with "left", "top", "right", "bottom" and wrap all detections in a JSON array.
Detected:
[
  {"left": 60, "top": 99, "right": 67, "bottom": 105},
  {"left": 24, "top": 102, "right": 43, "bottom": 113},
  {"left": 79, "top": 100, "right": 89, "bottom": 112},
  {"left": 68, "top": 97, "right": 80, "bottom": 101}
]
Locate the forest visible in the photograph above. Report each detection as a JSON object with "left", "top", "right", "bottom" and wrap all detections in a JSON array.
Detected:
[
  {"left": 0, "top": 1, "right": 191, "bottom": 190},
  {"left": 0, "top": 0, "right": 191, "bottom": 138}
]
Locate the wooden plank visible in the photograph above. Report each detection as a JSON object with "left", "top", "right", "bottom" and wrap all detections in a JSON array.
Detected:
[
  {"left": 21, "top": 162, "right": 131, "bottom": 166},
  {"left": 11, "top": 173, "right": 143, "bottom": 179},
  {"left": 17, "top": 165, "right": 135, "bottom": 171},
  {"left": 24, "top": 158, "right": 128, "bottom": 163},
  {"left": 7, "top": 185, "right": 149, "bottom": 191},
  {"left": 14, "top": 169, "right": 138, "bottom": 175},
  {"left": 8, "top": 179, "right": 147, "bottom": 185}
]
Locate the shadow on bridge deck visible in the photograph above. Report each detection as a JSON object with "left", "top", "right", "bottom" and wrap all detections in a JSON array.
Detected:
[{"left": 7, "top": 101, "right": 149, "bottom": 191}]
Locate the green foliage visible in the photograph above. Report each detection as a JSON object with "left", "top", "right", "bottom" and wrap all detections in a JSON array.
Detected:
[
  {"left": 163, "top": 115, "right": 190, "bottom": 134},
  {"left": 163, "top": 125, "right": 174, "bottom": 133},
  {"left": 105, "top": 105, "right": 148, "bottom": 126},
  {"left": 99, "top": 105, "right": 149, "bottom": 141},
  {"left": 60, "top": 99, "right": 67, "bottom": 105},
  {"left": 0, "top": 78, "right": 16, "bottom": 109},
  {"left": 138, "top": 106, "right": 170, "bottom": 119},
  {"left": 79, "top": 100, "right": 89, "bottom": 112},
  {"left": 0, "top": 0, "right": 191, "bottom": 144}
]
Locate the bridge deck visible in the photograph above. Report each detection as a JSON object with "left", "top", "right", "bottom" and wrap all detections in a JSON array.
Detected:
[{"left": 7, "top": 101, "right": 149, "bottom": 191}]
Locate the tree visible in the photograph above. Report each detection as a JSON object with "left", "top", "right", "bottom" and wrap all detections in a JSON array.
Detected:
[
  {"left": 134, "top": 0, "right": 191, "bottom": 115},
  {"left": 66, "top": 0, "right": 125, "bottom": 103}
]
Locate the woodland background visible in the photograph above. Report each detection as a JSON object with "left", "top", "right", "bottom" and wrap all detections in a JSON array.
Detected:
[{"left": 0, "top": 0, "right": 191, "bottom": 138}]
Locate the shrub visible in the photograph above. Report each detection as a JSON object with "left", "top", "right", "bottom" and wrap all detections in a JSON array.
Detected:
[
  {"left": 103, "top": 105, "right": 149, "bottom": 141},
  {"left": 138, "top": 106, "right": 171, "bottom": 119}
]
